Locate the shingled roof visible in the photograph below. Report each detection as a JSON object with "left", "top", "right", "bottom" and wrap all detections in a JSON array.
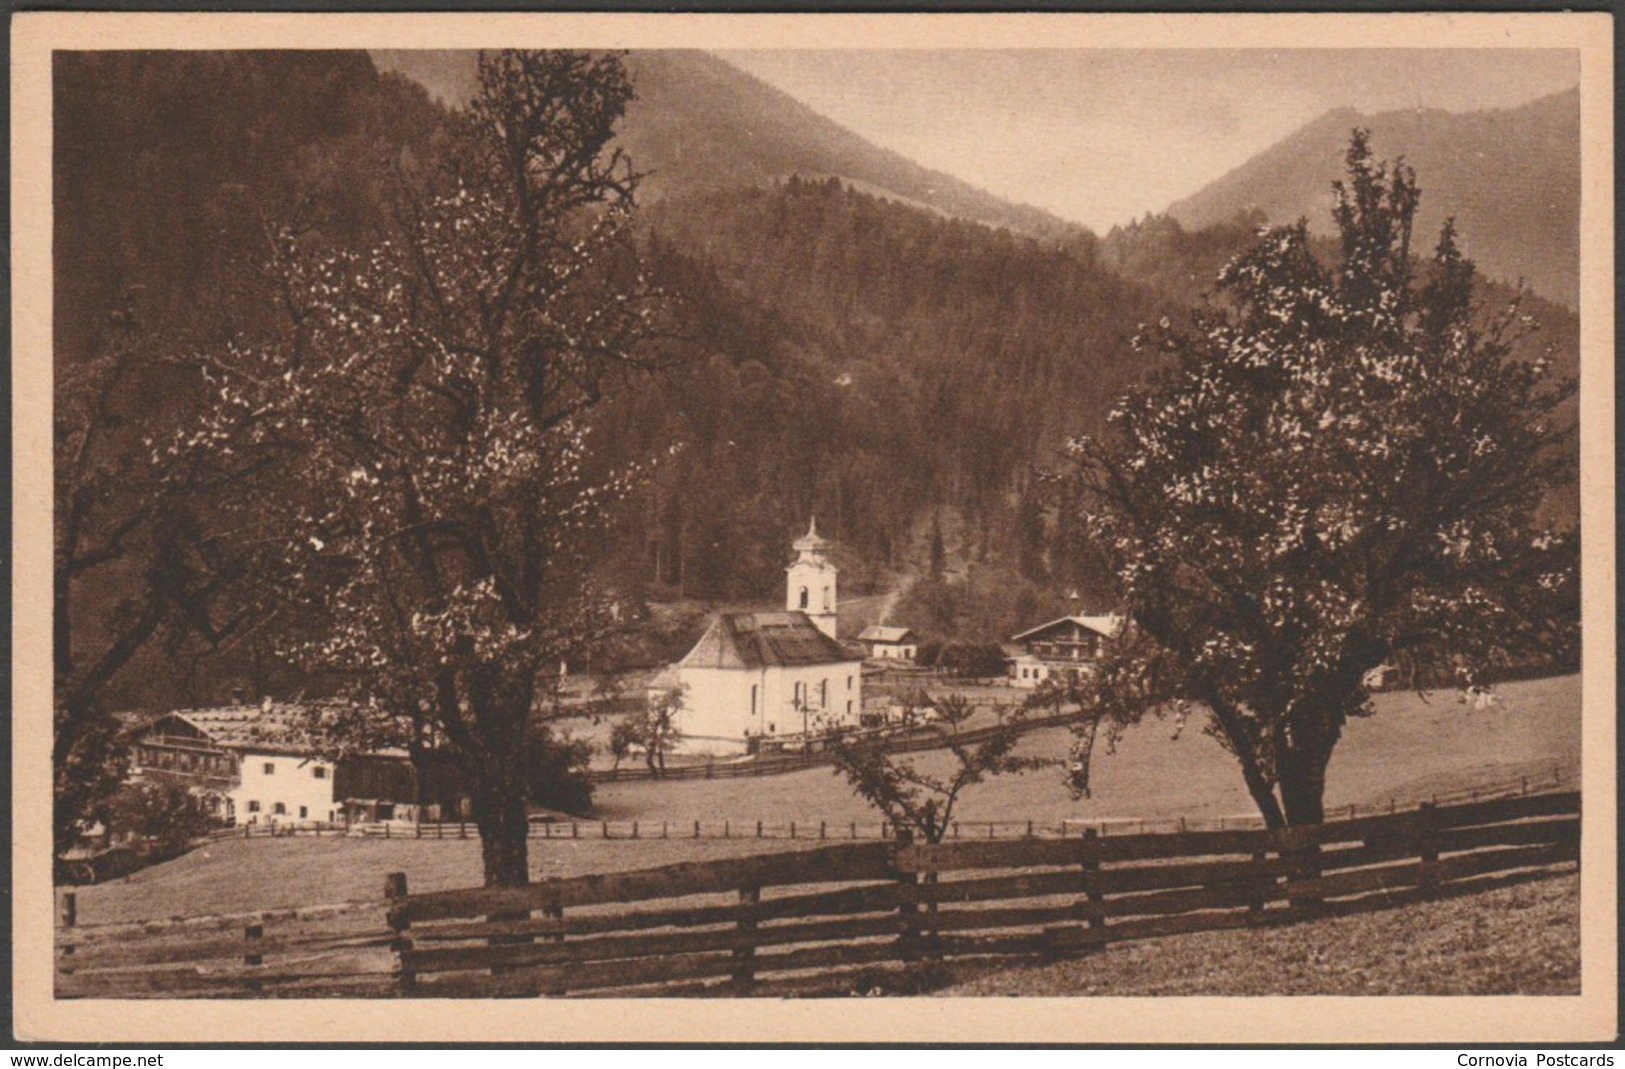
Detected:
[
  {"left": 143, "top": 701, "right": 420, "bottom": 759},
  {"left": 678, "top": 612, "right": 859, "bottom": 670},
  {"left": 1010, "top": 614, "right": 1125, "bottom": 643},
  {"left": 858, "top": 625, "right": 917, "bottom": 644},
  {"left": 148, "top": 703, "right": 330, "bottom": 755}
]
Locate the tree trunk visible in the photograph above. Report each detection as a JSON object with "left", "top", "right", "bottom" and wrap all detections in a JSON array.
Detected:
[
  {"left": 1277, "top": 747, "right": 1330, "bottom": 827},
  {"left": 472, "top": 742, "right": 532, "bottom": 888}
]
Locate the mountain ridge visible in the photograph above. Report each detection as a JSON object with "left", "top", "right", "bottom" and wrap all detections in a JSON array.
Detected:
[
  {"left": 1167, "top": 88, "right": 1579, "bottom": 306},
  {"left": 372, "top": 49, "right": 1086, "bottom": 242}
]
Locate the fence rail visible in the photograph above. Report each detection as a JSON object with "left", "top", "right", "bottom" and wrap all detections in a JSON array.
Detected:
[
  {"left": 379, "top": 789, "right": 1579, "bottom": 998},
  {"left": 57, "top": 788, "right": 1580, "bottom": 998}
]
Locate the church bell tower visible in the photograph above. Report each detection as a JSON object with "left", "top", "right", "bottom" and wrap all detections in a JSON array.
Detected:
[{"left": 786, "top": 517, "right": 839, "bottom": 639}]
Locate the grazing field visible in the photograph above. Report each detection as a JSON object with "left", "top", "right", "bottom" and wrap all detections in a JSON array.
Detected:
[
  {"left": 594, "top": 674, "right": 1581, "bottom": 823},
  {"left": 939, "top": 872, "right": 1580, "bottom": 997},
  {"left": 69, "top": 674, "right": 1579, "bottom": 927},
  {"left": 67, "top": 836, "right": 832, "bottom": 926}
]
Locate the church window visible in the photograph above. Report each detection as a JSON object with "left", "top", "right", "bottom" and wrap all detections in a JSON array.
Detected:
[
  {"left": 822, "top": 586, "right": 832, "bottom": 611},
  {"left": 799, "top": 587, "right": 809, "bottom": 609}
]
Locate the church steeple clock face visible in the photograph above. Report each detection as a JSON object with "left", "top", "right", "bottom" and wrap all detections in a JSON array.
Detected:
[{"left": 787, "top": 517, "right": 838, "bottom": 639}]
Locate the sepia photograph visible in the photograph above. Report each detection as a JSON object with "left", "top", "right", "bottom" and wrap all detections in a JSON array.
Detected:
[{"left": 11, "top": 11, "right": 1615, "bottom": 1045}]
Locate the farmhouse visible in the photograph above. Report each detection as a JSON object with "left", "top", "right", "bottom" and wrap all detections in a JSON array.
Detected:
[
  {"left": 1008, "top": 613, "right": 1124, "bottom": 689},
  {"left": 858, "top": 625, "right": 919, "bottom": 662},
  {"left": 131, "top": 703, "right": 468, "bottom": 826},
  {"left": 663, "top": 520, "right": 864, "bottom": 754}
]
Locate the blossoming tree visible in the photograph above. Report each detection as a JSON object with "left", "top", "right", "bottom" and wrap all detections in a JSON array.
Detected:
[
  {"left": 1064, "top": 132, "right": 1579, "bottom": 827},
  {"left": 203, "top": 51, "right": 665, "bottom": 885}
]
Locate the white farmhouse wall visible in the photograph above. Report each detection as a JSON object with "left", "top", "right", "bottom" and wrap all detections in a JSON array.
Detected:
[
  {"left": 229, "top": 751, "right": 339, "bottom": 825},
  {"left": 1010, "top": 657, "right": 1052, "bottom": 689}
]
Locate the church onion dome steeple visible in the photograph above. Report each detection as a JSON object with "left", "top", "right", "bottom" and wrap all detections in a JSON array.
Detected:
[{"left": 791, "top": 516, "right": 831, "bottom": 561}]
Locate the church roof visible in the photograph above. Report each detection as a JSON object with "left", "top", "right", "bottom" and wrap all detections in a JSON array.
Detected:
[
  {"left": 678, "top": 611, "right": 858, "bottom": 670},
  {"left": 791, "top": 516, "right": 831, "bottom": 556}
]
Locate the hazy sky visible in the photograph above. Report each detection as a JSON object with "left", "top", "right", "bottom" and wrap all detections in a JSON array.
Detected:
[{"left": 719, "top": 49, "right": 1578, "bottom": 230}]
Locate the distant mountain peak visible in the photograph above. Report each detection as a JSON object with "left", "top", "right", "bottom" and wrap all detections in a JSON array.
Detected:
[
  {"left": 371, "top": 49, "right": 1085, "bottom": 243},
  {"left": 1167, "top": 89, "right": 1579, "bottom": 306}
]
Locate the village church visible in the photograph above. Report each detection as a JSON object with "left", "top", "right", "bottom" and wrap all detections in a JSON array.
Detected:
[{"left": 662, "top": 520, "right": 864, "bottom": 755}]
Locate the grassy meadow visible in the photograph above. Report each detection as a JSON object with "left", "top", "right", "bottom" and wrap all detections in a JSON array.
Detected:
[{"left": 69, "top": 674, "right": 1580, "bottom": 926}]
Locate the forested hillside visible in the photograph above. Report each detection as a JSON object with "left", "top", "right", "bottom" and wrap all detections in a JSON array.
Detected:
[
  {"left": 54, "top": 50, "right": 1580, "bottom": 709},
  {"left": 55, "top": 51, "right": 447, "bottom": 366},
  {"left": 584, "top": 177, "right": 1169, "bottom": 604}
]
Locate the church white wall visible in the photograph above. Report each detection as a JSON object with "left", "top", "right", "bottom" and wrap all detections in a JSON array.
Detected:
[
  {"left": 672, "top": 667, "right": 762, "bottom": 754},
  {"left": 673, "top": 660, "right": 864, "bottom": 755}
]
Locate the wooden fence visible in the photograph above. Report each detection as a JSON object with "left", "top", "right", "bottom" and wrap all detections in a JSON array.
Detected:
[
  {"left": 381, "top": 789, "right": 1580, "bottom": 998},
  {"left": 54, "top": 899, "right": 398, "bottom": 998},
  {"left": 57, "top": 788, "right": 1576, "bottom": 998}
]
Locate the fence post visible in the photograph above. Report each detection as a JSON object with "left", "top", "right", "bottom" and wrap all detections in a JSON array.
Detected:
[
  {"left": 571, "top": 821, "right": 578, "bottom": 839},
  {"left": 820, "top": 821, "right": 826, "bottom": 840},
  {"left": 601, "top": 820, "right": 609, "bottom": 839},
  {"left": 756, "top": 821, "right": 763, "bottom": 839},
  {"left": 56, "top": 891, "right": 77, "bottom": 973},
  {"left": 733, "top": 885, "right": 761, "bottom": 992},
  {"left": 632, "top": 821, "right": 639, "bottom": 840},
  {"left": 1417, "top": 801, "right": 1440, "bottom": 900},
  {"left": 459, "top": 820, "right": 467, "bottom": 839},
  {"left": 385, "top": 871, "right": 414, "bottom": 993},
  {"left": 243, "top": 921, "right": 265, "bottom": 993},
  {"left": 539, "top": 899, "right": 567, "bottom": 996},
  {"left": 1027, "top": 819, "right": 1034, "bottom": 839},
  {"left": 1247, "top": 846, "right": 1271, "bottom": 927},
  {"left": 1282, "top": 826, "right": 1323, "bottom": 916},
  {"left": 694, "top": 820, "right": 701, "bottom": 839},
  {"left": 1079, "top": 828, "right": 1106, "bottom": 953},
  {"left": 893, "top": 827, "right": 921, "bottom": 964}
]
